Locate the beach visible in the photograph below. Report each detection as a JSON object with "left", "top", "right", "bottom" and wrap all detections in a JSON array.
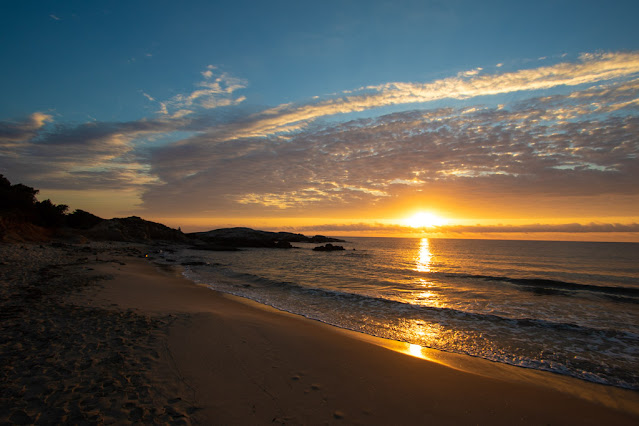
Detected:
[{"left": 2, "top": 241, "right": 639, "bottom": 425}]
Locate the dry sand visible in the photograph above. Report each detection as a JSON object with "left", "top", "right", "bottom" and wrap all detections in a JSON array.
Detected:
[
  {"left": 2, "top": 241, "right": 639, "bottom": 425},
  {"left": 0, "top": 242, "right": 197, "bottom": 424}
]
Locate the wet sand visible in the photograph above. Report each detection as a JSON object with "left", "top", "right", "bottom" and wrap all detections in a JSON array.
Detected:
[{"left": 2, "top": 242, "right": 639, "bottom": 424}]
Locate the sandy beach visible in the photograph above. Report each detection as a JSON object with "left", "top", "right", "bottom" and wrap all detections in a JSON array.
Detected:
[{"left": 2, "top": 241, "right": 639, "bottom": 425}]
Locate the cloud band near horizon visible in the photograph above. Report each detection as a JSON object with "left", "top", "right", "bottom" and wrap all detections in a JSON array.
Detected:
[{"left": 291, "top": 222, "right": 639, "bottom": 234}]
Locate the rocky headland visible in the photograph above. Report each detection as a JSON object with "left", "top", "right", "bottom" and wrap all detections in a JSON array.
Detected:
[{"left": 188, "top": 227, "right": 344, "bottom": 250}]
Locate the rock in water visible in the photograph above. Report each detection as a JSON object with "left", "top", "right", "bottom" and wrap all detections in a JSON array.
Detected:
[{"left": 312, "top": 244, "right": 345, "bottom": 252}]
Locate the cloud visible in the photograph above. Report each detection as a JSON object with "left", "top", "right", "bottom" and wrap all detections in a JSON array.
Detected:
[
  {"left": 143, "top": 73, "right": 639, "bottom": 216},
  {"left": 178, "top": 51, "right": 639, "bottom": 142},
  {"left": 458, "top": 67, "right": 483, "bottom": 77},
  {"left": 151, "top": 66, "right": 248, "bottom": 117},
  {"left": 3, "top": 52, "right": 639, "bottom": 224},
  {"left": 201, "top": 65, "right": 217, "bottom": 79},
  {"left": 142, "top": 92, "right": 155, "bottom": 102},
  {"left": 354, "top": 51, "right": 639, "bottom": 110},
  {"left": 0, "top": 112, "right": 53, "bottom": 143},
  {"left": 442, "top": 223, "right": 639, "bottom": 233},
  {"left": 142, "top": 92, "right": 169, "bottom": 115},
  {"left": 0, "top": 115, "right": 190, "bottom": 191},
  {"left": 139, "top": 53, "right": 639, "bottom": 154},
  {"left": 291, "top": 222, "right": 639, "bottom": 234}
]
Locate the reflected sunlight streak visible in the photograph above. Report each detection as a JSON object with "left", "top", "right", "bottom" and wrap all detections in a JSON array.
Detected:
[
  {"left": 415, "top": 238, "right": 432, "bottom": 272},
  {"left": 412, "top": 239, "right": 446, "bottom": 309},
  {"left": 408, "top": 344, "right": 423, "bottom": 357},
  {"left": 401, "top": 319, "right": 447, "bottom": 357}
]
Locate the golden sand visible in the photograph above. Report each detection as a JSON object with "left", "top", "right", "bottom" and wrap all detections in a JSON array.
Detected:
[{"left": 2, "top": 241, "right": 638, "bottom": 424}]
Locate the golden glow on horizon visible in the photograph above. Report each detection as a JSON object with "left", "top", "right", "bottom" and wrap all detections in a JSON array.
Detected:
[
  {"left": 403, "top": 212, "right": 447, "bottom": 228},
  {"left": 144, "top": 215, "right": 639, "bottom": 242}
]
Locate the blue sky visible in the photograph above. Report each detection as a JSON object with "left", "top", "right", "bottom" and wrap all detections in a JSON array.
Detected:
[
  {"left": 2, "top": 1, "right": 639, "bottom": 239},
  {"left": 3, "top": 0, "right": 638, "bottom": 121}
]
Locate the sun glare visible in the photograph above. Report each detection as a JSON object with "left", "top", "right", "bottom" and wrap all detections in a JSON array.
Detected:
[
  {"left": 408, "top": 344, "right": 423, "bottom": 358},
  {"left": 403, "top": 212, "right": 447, "bottom": 228}
]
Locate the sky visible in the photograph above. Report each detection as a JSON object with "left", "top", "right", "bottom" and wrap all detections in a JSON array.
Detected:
[{"left": 1, "top": 0, "right": 639, "bottom": 241}]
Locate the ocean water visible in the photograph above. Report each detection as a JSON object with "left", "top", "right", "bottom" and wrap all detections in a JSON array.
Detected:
[{"left": 156, "top": 238, "right": 639, "bottom": 390}]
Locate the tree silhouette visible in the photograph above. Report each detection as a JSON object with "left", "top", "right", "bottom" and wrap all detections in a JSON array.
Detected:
[
  {"left": 34, "top": 199, "right": 69, "bottom": 227},
  {"left": 0, "top": 174, "right": 70, "bottom": 228},
  {"left": 0, "top": 175, "right": 40, "bottom": 211}
]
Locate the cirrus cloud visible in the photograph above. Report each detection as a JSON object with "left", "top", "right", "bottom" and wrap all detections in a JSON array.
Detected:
[{"left": 1, "top": 52, "right": 638, "bottom": 225}]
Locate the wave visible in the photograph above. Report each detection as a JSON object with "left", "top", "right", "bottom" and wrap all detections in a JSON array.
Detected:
[
  {"left": 192, "top": 265, "right": 639, "bottom": 341},
  {"left": 182, "top": 264, "right": 639, "bottom": 390},
  {"left": 446, "top": 272, "right": 639, "bottom": 300}
]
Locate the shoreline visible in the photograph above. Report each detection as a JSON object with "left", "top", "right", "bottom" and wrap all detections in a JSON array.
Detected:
[
  {"left": 89, "top": 245, "right": 639, "bottom": 424},
  {"left": 3, "top": 241, "right": 639, "bottom": 424},
  {"left": 215, "top": 286, "right": 639, "bottom": 413}
]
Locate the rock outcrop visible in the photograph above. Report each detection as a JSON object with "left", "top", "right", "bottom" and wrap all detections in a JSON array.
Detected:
[
  {"left": 82, "top": 217, "right": 187, "bottom": 243},
  {"left": 188, "top": 227, "right": 344, "bottom": 249},
  {"left": 312, "top": 243, "right": 346, "bottom": 252}
]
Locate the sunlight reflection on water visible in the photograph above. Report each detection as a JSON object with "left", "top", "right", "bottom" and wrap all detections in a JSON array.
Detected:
[
  {"left": 174, "top": 237, "right": 639, "bottom": 390},
  {"left": 410, "top": 238, "right": 445, "bottom": 308},
  {"left": 415, "top": 238, "right": 432, "bottom": 272}
]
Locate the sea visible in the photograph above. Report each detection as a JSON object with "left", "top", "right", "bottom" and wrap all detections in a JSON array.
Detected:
[{"left": 155, "top": 237, "right": 639, "bottom": 390}]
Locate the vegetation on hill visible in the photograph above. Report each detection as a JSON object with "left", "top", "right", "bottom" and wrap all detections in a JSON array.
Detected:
[
  {"left": 0, "top": 175, "right": 185, "bottom": 242},
  {"left": 0, "top": 175, "right": 340, "bottom": 246},
  {"left": 0, "top": 174, "right": 70, "bottom": 228}
]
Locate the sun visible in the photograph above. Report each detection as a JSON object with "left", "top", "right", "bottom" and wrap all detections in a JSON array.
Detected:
[{"left": 403, "top": 212, "right": 447, "bottom": 228}]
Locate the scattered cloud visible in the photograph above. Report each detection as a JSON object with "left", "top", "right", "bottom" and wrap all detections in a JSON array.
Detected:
[
  {"left": 140, "top": 66, "right": 247, "bottom": 119},
  {"left": 176, "top": 51, "right": 639, "bottom": 142},
  {"left": 142, "top": 91, "right": 169, "bottom": 115},
  {"left": 0, "top": 116, "right": 184, "bottom": 191},
  {"left": 201, "top": 65, "right": 215, "bottom": 79},
  {"left": 2, "top": 52, "right": 638, "bottom": 229},
  {"left": 141, "top": 92, "right": 155, "bottom": 102},
  {"left": 156, "top": 66, "right": 247, "bottom": 117},
  {"left": 458, "top": 67, "right": 483, "bottom": 77},
  {"left": 143, "top": 70, "right": 639, "bottom": 216},
  {"left": 0, "top": 112, "right": 53, "bottom": 143}
]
